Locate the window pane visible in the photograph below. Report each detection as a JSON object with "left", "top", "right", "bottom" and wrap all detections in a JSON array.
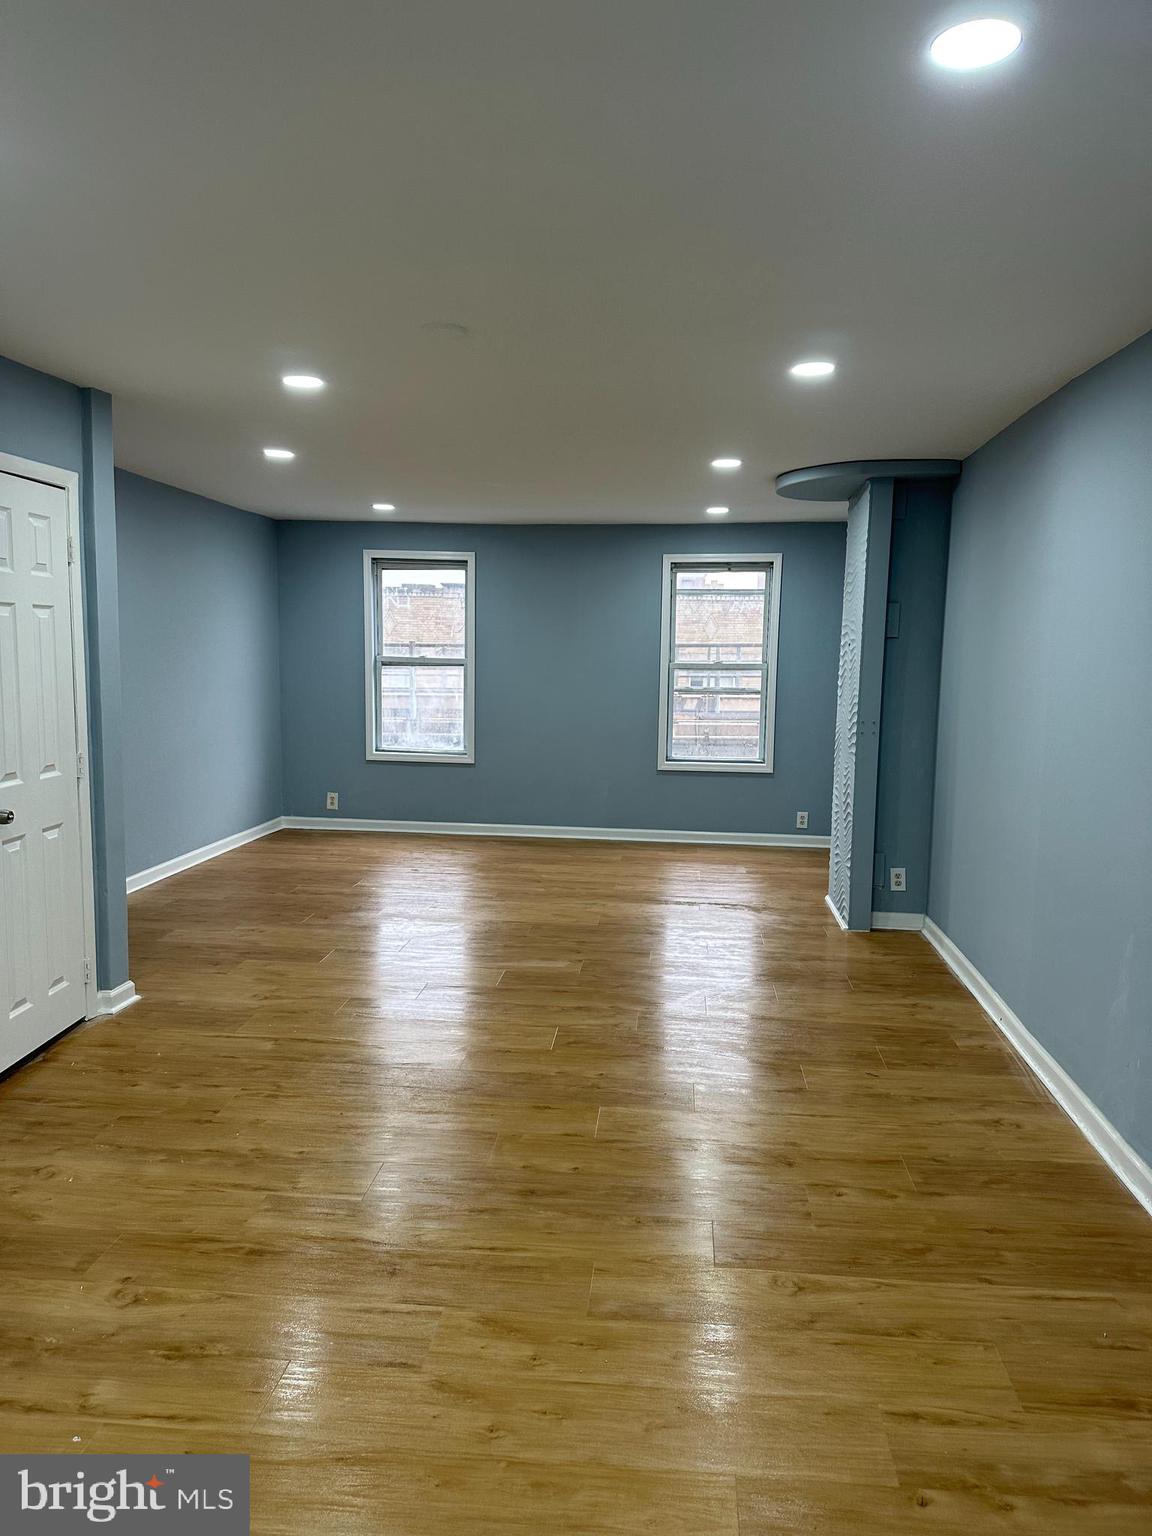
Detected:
[
  {"left": 669, "top": 674, "right": 764, "bottom": 762},
  {"left": 379, "top": 664, "right": 465, "bottom": 753},
  {"left": 673, "top": 567, "right": 767, "bottom": 664},
  {"left": 379, "top": 566, "right": 466, "bottom": 658}
]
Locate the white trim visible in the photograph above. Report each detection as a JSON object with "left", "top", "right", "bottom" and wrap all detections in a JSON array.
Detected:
[
  {"left": 0, "top": 451, "right": 99, "bottom": 1020},
  {"left": 126, "top": 818, "right": 284, "bottom": 892},
  {"left": 923, "top": 917, "right": 1152, "bottom": 1219},
  {"left": 657, "top": 552, "right": 782, "bottom": 775},
  {"left": 91, "top": 980, "right": 140, "bottom": 1016},
  {"left": 824, "top": 892, "right": 849, "bottom": 930},
  {"left": 284, "top": 815, "right": 829, "bottom": 849},
  {"left": 363, "top": 549, "right": 476, "bottom": 765},
  {"left": 871, "top": 911, "right": 925, "bottom": 931}
]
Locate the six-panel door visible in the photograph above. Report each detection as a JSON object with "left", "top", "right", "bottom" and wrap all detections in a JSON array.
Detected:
[{"left": 0, "top": 470, "right": 88, "bottom": 1071}]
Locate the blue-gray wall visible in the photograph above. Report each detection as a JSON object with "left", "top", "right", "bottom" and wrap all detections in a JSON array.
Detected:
[
  {"left": 0, "top": 355, "right": 130, "bottom": 989},
  {"left": 278, "top": 520, "right": 845, "bottom": 835},
  {"left": 930, "top": 329, "right": 1152, "bottom": 1163},
  {"left": 0, "top": 353, "right": 85, "bottom": 471},
  {"left": 873, "top": 479, "right": 951, "bottom": 916},
  {"left": 116, "top": 472, "right": 283, "bottom": 876}
]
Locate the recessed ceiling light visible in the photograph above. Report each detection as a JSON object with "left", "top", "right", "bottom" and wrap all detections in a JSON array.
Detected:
[
  {"left": 789, "top": 360, "right": 836, "bottom": 379},
  {"left": 705, "top": 506, "right": 730, "bottom": 517},
  {"left": 929, "top": 19, "right": 1022, "bottom": 70},
  {"left": 372, "top": 503, "right": 396, "bottom": 513},
  {"left": 282, "top": 373, "right": 326, "bottom": 391},
  {"left": 262, "top": 447, "right": 295, "bottom": 461},
  {"left": 710, "top": 457, "right": 742, "bottom": 471}
]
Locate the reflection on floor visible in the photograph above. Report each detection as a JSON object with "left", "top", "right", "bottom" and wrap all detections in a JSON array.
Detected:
[{"left": 2, "top": 831, "right": 1151, "bottom": 1532}]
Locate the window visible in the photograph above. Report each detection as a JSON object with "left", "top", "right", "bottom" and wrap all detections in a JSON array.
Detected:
[
  {"left": 364, "top": 551, "right": 475, "bottom": 762},
  {"left": 657, "top": 553, "right": 781, "bottom": 773}
]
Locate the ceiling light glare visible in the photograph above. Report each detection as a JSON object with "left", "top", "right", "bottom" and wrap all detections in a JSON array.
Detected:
[
  {"left": 282, "top": 373, "right": 326, "bottom": 391},
  {"left": 710, "top": 457, "right": 742, "bottom": 470},
  {"left": 789, "top": 360, "right": 836, "bottom": 379},
  {"left": 705, "top": 506, "right": 730, "bottom": 517},
  {"left": 929, "top": 19, "right": 1022, "bottom": 70},
  {"left": 262, "top": 447, "right": 295, "bottom": 461},
  {"left": 372, "top": 503, "right": 396, "bottom": 512}
]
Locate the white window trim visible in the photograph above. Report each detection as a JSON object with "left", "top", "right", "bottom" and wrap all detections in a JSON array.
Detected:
[
  {"left": 363, "top": 549, "right": 476, "bottom": 764},
  {"left": 657, "top": 551, "right": 782, "bottom": 775}
]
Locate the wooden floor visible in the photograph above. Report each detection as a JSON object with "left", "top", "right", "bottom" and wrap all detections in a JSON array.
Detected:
[{"left": 2, "top": 832, "right": 1151, "bottom": 1532}]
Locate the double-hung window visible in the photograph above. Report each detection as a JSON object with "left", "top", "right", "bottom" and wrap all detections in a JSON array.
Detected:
[
  {"left": 657, "top": 553, "right": 781, "bottom": 773},
  {"left": 364, "top": 551, "right": 475, "bottom": 763}
]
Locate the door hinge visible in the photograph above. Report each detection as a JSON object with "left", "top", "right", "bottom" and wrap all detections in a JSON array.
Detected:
[
  {"left": 67, "top": 533, "right": 76, "bottom": 565},
  {"left": 84, "top": 957, "right": 92, "bottom": 984},
  {"left": 76, "top": 750, "right": 86, "bottom": 779}
]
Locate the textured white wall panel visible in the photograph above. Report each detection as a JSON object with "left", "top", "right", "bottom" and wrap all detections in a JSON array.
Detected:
[{"left": 830, "top": 487, "right": 870, "bottom": 924}]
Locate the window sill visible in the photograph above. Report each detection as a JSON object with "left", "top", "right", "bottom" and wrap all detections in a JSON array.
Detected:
[
  {"left": 657, "top": 759, "right": 774, "bottom": 775},
  {"left": 367, "top": 750, "right": 475, "bottom": 765}
]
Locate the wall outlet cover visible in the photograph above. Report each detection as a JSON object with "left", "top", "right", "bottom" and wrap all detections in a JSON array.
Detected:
[
  {"left": 890, "top": 866, "right": 907, "bottom": 892},
  {"left": 326, "top": 791, "right": 339, "bottom": 810},
  {"left": 796, "top": 811, "right": 809, "bottom": 829}
]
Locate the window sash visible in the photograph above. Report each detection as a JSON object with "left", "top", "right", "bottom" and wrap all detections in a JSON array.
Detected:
[
  {"left": 374, "top": 560, "right": 468, "bottom": 660},
  {"left": 379, "top": 660, "right": 470, "bottom": 755},
  {"left": 667, "top": 663, "right": 769, "bottom": 761}
]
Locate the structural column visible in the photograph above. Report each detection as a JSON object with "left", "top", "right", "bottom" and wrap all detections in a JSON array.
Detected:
[
  {"left": 79, "top": 388, "right": 131, "bottom": 990},
  {"left": 776, "top": 459, "right": 959, "bottom": 931}
]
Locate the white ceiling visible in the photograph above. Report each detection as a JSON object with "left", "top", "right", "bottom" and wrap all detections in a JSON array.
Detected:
[{"left": 1, "top": 0, "right": 1149, "bottom": 523}]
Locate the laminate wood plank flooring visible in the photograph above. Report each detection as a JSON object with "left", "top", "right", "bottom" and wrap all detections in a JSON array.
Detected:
[{"left": 2, "top": 830, "right": 1150, "bottom": 1533}]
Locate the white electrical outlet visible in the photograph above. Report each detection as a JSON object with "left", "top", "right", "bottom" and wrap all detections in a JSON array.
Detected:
[
  {"left": 890, "top": 867, "right": 907, "bottom": 892},
  {"left": 796, "top": 811, "right": 809, "bottom": 829},
  {"left": 326, "top": 791, "right": 339, "bottom": 810}
]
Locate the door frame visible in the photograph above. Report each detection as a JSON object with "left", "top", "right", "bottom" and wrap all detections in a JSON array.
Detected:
[{"left": 0, "top": 450, "right": 99, "bottom": 1021}]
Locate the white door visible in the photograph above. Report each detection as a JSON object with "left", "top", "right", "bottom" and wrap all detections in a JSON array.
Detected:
[{"left": 0, "top": 470, "right": 89, "bottom": 1071}]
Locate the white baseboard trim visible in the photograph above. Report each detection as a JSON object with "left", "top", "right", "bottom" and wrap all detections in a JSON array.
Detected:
[
  {"left": 923, "top": 917, "right": 1152, "bottom": 1218},
  {"left": 126, "top": 818, "right": 285, "bottom": 893},
  {"left": 871, "top": 911, "right": 926, "bottom": 931},
  {"left": 282, "top": 816, "right": 831, "bottom": 850},
  {"left": 824, "top": 893, "right": 849, "bottom": 930},
  {"left": 90, "top": 980, "right": 140, "bottom": 1017}
]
